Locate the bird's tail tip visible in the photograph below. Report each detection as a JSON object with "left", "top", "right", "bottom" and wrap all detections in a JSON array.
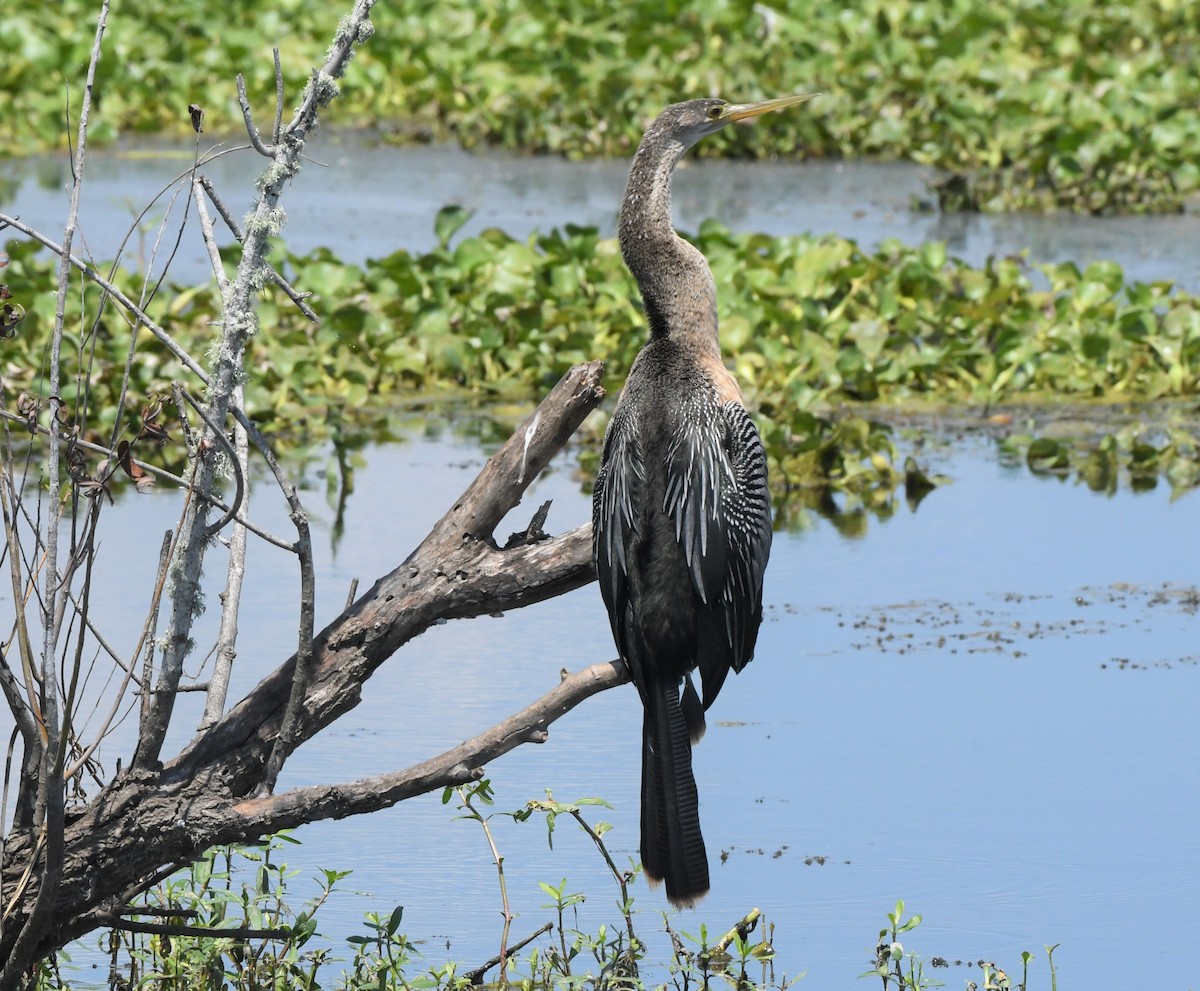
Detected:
[{"left": 642, "top": 866, "right": 709, "bottom": 909}]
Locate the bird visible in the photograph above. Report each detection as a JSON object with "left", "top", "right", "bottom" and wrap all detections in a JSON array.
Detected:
[{"left": 592, "top": 94, "right": 813, "bottom": 907}]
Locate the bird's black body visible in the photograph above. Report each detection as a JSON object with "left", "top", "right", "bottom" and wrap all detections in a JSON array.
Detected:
[{"left": 592, "top": 97, "right": 790, "bottom": 906}]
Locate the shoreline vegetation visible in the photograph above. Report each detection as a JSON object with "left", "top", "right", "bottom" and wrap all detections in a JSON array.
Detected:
[
  {"left": 3, "top": 0, "right": 1200, "bottom": 212},
  {"left": 4, "top": 210, "right": 1199, "bottom": 500},
  {"left": 4, "top": 2, "right": 1197, "bottom": 501}
]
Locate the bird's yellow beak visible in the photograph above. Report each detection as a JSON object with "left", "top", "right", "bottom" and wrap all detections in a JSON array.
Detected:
[{"left": 721, "top": 93, "right": 819, "bottom": 123}]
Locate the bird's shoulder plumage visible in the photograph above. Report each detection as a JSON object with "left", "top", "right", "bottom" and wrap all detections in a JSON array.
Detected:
[{"left": 592, "top": 347, "right": 772, "bottom": 707}]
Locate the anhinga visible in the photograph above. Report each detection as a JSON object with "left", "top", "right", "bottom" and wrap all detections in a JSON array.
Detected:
[{"left": 592, "top": 94, "right": 813, "bottom": 906}]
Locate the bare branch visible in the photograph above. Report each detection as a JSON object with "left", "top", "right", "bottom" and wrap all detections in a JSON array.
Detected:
[
  {"left": 0, "top": 216, "right": 210, "bottom": 384},
  {"left": 99, "top": 914, "right": 292, "bottom": 940},
  {"left": 710, "top": 908, "right": 763, "bottom": 956},
  {"left": 0, "top": 664, "right": 37, "bottom": 754},
  {"left": 168, "top": 388, "right": 245, "bottom": 542},
  {"left": 272, "top": 48, "right": 285, "bottom": 145},
  {"left": 230, "top": 661, "right": 628, "bottom": 832},
  {"left": 240, "top": 412, "right": 314, "bottom": 794},
  {"left": 64, "top": 521, "right": 172, "bottom": 785},
  {"left": 200, "top": 392, "right": 248, "bottom": 731},
  {"left": 236, "top": 74, "right": 275, "bottom": 157},
  {"left": 115, "top": 906, "right": 198, "bottom": 917},
  {"left": 196, "top": 176, "right": 318, "bottom": 322},
  {"left": 464, "top": 922, "right": 554, "bottom": 985},
  {"left": 192, "top": 178, "right": 230, "bottom": 294}
]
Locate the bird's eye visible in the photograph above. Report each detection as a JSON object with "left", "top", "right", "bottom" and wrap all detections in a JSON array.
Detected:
[{"left": 706, "top": 104, "right": 723, "bottom": 121}]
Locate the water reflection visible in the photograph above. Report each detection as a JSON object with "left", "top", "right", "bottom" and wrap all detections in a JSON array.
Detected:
[{"left": 30, "top": 423, "right": 1199, "bottom": 990}]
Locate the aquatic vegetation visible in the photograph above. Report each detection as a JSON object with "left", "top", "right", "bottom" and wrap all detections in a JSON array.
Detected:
[
  {"left": 35, "top": 813, "right": 1061, "bottom": 991},
  {"left": 5, "top": 0, "right": 1199, "bottom": 211},
  {"left": 4, "top": 217, "right": 1198, "bottom": 494},
  {"left": 861, "top": 900, "right": 1062, "bottom": 991},
  {"left": 40, "top": 803, "right": 801, "bottom": 991}
]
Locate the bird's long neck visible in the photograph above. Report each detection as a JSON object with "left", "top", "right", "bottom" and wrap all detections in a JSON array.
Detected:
[{"left": 618, "top": 127, "right": 721, "bottom": 356}]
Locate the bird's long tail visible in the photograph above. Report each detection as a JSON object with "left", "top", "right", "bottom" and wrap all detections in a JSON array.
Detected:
[{"left": 641, "top": 678, "right": 709, "bottom": 906}]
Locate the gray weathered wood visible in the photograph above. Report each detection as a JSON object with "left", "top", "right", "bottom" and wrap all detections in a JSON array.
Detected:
[{"left": 0, "top": 362, "right": 612, "bottom": 973}]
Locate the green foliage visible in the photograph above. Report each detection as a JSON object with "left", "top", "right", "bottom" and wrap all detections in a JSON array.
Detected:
[
  {"left": 5, "top": 218, "right": 1198, "bottom": 498},
  {"left": 859, "top": 902, "right": 1062, "bottom": 991},
  {"left": 44, "top": 833, "right": 467, "bottom": 991},
  {"left": 7, "top": 0, "right": 1200, "bottom": 210},
  {"left": 488, "top": 786, "right": 796, "bottom": 990},
  {"left": 89, "top": 833, "right": 337, "bottom": 991},
  {"left": 39, "top": 827, "right": 1061, "bottom": 991},
  {"left": 861, "top": 900, "right": 935, "bottom": 990}
]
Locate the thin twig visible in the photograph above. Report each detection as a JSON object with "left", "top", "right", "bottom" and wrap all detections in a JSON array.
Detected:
[
  {"left": 60, "top": 588, "right": 142, "bottom": 688},
  {"left": 0, "top": 484, "right": 42, "bottom": 759},
  {"left": 242, "top": 406, "right": 314, "bottom": 794},
  {"left": 568, "top": 808, "right": 638, "bottom": 947},
  {"left": 139, "top": 682, "right": 210, "bottom": 695},
  {"left": 0, "top": 215, "right": 210, "bottom": 384},
  {"left": 170, "top": 386, "right": 246, "bottom": 542},
  {"left": 272, "top": 48, "right": 285, "bottom": 145},
  {"left": 139, "top": 533, "right": 172, "bottom": 727},
  {"left": 197, "top": 175, "right": 318, "bottom": 322},
  {"left": 236, "top": 74, "right": 275, "bottom": 157},
  {"left": 705, "top": 908, "right": 763, "bottom": 958},
  {"left": 116, "top": 906, "right": 199, "bottom": 918},
  {"left": 192, "top": 177, "right": 230, "bottom": 294},
  {"left": 0, "top": 725, "right": 20, "bottom": 944},
  {"left": 132, "top": 453, "right": 204, "bottom": 770},
  {"left": 458, "top": 786, "right": 514, "bottom": 988},
  {"left": 63, "top": 521, "right": 174, "bottom": 783},
  {"left": 135, "top": 135, "right": 202, "bottom": 314},
  {"left": 463, "top": 922, "right": 553, "bottom": 985},
  {"left": 100, "top": 914, "right": 292, "bottom": 940},
  {"left": 200, "top": 382, "right": 248, "bottom": 730},
  {"left": 59, "top": 494, "right": 106, "bottom": 768}
]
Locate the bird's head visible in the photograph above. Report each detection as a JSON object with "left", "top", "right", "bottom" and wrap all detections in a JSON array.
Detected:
[{"left": 651, "top": 93, "right": 818, "bottom": 150}]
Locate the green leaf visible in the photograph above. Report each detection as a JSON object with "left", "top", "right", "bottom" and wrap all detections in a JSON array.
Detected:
[
  {"left": 387, "top": 905, "right": 405, "bottom": 936},
  {"left": 434, "top": 205, "right": 474, "bottom": 250}
]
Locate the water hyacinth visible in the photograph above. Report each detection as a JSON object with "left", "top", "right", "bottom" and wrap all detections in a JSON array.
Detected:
[{"left": 5, "top": 0, "right": 1200, "bottom": 211}]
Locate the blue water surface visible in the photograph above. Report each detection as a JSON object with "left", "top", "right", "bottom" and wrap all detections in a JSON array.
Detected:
[{"left": 35, "top": 425, "right": 1198, "bottom": 990}]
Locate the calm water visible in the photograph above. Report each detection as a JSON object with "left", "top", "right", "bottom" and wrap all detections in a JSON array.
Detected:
[
  {"left": 29, "top": 424, "right": 1200, "bottom": 990},
  {"left": 2, "top": 139, "right": 1199, "bottom": 987},
  {"left": 4, "top": 138, "right": 1200, "bottom": 290}
]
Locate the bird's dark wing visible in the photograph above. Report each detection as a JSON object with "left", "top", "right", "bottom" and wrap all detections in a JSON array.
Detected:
[
  {"left": 592, "top": 404, "right": 648, "bottom": 698},
  {"left": 663, "top": 399, "right": 772, "bottom": 707}
]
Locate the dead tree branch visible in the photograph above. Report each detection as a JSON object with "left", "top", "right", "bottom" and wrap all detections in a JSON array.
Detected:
[
  {"left": 230, "top": 661, "right": 628, "bottom": 831},
  {"left": 0, "top": 1, "right": 626, "bottom": 982},
  {"left": 0, "top": 360, "right": 607, "bottom": 972},
  {"left": 0, "top": 3, "right": 109, "bottom": 985},
  {"left": 133, "top": 0, "right": 377, "bottom": 774},
  {"left": 196, "top": 175, "right": 318, "bottom": 322}
]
